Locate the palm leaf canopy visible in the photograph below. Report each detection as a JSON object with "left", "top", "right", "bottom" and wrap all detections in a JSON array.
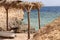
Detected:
[{"left": 0, "top": 0, "right": 43, "bottom": 9}]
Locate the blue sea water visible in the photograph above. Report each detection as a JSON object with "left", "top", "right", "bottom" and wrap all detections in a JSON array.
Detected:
[{"left": 23, "top": 6, "right": 60, "bottom": 30}]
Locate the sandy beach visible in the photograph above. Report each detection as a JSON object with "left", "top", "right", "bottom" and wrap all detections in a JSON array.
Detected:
[{"left": 0, "top": 33, "right": 34, "bottom": 40}]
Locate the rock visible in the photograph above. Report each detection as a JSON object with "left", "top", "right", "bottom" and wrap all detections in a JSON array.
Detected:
[
  {"left": 17, "top": 24, "right": 36, "bottom": 33},
  {"left": 32, "top": 17, "right": 60, "bottom": 40},
  {"left": 8, "top": 24, "right": 36, "bottom": 33},
  {"left": 0, "top": 6, "right": 24, "bottom": 31}
]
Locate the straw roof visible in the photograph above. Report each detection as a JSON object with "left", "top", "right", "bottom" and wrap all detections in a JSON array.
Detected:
[{"left": 0, "top": 0, "right": 43, "bottom": 10}]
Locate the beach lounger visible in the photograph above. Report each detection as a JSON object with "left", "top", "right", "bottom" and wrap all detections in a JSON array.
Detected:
[{"left": 0, "top": 31, "right": 16, "bottom": 39}]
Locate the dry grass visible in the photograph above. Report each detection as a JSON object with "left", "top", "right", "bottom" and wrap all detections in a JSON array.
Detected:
[{"left": 32, "top": 17, "right": 60, "bottom": 40}]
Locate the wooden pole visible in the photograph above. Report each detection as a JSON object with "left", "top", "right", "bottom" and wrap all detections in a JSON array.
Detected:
[
  {"left": 24, "top": 4, "right": 33, "bottom": 39},
  {"left": 38, "top": 8, "right": 40, "bottom": 29},
  {"left": 27, "top": 11, "right": 30, "bottom": 39},
  {"left": 6, "top": 8, "right": 8, "bottom": 31},
  {"left": 5, "top": 4, "right": 9, "bottom": 31}
]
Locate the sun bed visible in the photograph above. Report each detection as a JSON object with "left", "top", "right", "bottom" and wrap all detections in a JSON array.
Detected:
[{"left": 0, "top": 31, "right": 16, "bottom": 39}]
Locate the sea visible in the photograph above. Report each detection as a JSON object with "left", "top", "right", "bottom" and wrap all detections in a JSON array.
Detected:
[{"left": 23, "top": 6, "right": 60, "bottom": 30}]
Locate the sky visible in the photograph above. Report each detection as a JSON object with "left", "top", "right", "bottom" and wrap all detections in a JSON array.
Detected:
[{"left": 22, "top": 0, "right": 60, "bottom": 6}]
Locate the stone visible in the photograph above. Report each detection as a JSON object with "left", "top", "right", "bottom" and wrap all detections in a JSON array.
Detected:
[{"left": 0, "top": 6, "right": 24, "bottom": 31}]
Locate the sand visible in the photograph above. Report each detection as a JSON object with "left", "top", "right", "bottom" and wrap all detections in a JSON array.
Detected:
[{"left": 0, "top": 33, "right": 34, "bottom": 40}]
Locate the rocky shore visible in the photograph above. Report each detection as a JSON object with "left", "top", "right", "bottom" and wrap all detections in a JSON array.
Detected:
[{"left": 32, "top": 17, "right": 60, "bottom": 40}]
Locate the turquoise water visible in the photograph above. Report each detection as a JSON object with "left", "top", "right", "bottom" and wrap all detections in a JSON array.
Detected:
[{"left": 23, "top": 6, "right": 60, "bottom": 30}]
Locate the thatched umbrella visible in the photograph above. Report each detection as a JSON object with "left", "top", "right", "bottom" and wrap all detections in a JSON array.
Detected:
[
  {"left": 0, "top": 0, "right": 23, "bottom": 31},
  {"left": 0, "top": 0, "right": 43, "bottom": 39},
  {"left": 19, "top": 2, "right": 43, "bottom": 39},
  {"left": 30, "top": 2, "right": 43, "bottom": 29}
]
